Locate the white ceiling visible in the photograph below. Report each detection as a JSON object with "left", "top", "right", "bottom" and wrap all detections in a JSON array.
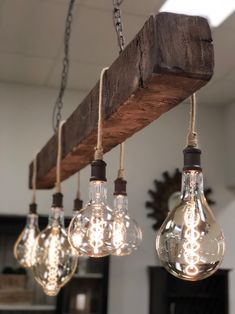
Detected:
[{"left": 0, "top": 0, "right": 234, "bottom": 106}]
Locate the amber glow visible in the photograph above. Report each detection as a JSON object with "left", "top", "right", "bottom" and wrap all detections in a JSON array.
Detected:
[{"left": 183, "top": 206, "right": 200, "bottom": 276}]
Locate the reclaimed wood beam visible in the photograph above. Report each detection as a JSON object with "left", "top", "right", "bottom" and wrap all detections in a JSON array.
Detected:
[{"left": 29, "top": 12, "right": 214, "bottom": 189}]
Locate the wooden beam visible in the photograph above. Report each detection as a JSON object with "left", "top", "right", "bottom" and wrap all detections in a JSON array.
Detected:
[{"left": 30, "top": 12, "right": 214, "bottom": 189}]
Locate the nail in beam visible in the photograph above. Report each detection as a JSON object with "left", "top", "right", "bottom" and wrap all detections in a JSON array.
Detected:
[{"left": 29, "top": 12, "right": 214, "bottom": 189}]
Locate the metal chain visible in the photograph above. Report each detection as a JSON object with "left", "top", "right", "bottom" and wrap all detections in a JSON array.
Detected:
[
  {"left": 52, "top": 0, "right": 76, "bottom": 133},
  {"left": 112, "top": 0, "right": 126, "bottom": 179},
  {"left": 112, "top": 0, "right": 125, "bottom": 53}
]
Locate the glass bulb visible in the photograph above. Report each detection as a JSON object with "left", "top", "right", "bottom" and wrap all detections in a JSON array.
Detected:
[
  {"left": 68, "top": 180, "right": 117, "bottom": 257},
  {"left": 112, "top": 194, "right": 142, "bottom": 256},
  {"left": 68, "top": 208, "right": 86, "bottom": 257},
  {"left": 156, "top": 170, "right": 225, "bottom": 281},
  {"left": 32, "top": 207, "right": 77, "bottom": 296},
  {"left": 14, "top": 213, "right": 40, "bottom": 268}
]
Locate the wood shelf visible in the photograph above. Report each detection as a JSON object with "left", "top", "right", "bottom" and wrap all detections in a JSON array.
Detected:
[
  {"left": 73, "top": 273, "right": 103, "bottom": 279},
  {"left": 169, "top": 294, "right": 223, "bottom": 299},
  {"left": 0, "top": 304, "right": 56, "bottom": 311}
]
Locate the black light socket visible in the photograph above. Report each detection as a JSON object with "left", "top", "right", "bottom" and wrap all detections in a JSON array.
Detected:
[
  {"left": 90, "top": 159, "right": 107, "bottom": 182},
  {"left": 183, "top": 146, "right": 202, "bottom": 171},
  {"left": 52, "top": 192, "right": 63, "bottom": 208},
  {"left": 114, "top": 178, "right": 127, "bottom": 196},
  {"left": 73, "top": 198, "right": 83, "bottom": 212},
  {"left": 29, "top": 203, "right": 37, "bottom": 214}
]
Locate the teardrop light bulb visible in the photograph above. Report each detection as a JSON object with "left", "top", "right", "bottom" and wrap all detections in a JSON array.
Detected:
[
  {"left": 156, "top": 147, "right": 225, "bottom": 281},
  {"left": 32, "top": 193, "right": 77, "bottom": 296},
  {"left": 14, "top": 203, "right": 40, "bottom": 268},
  {"left": 68, "top": 160, "right": 118, "bottom": 257},
  {"left": 112, "top": 178, "right": 142, "bottom": 256}
]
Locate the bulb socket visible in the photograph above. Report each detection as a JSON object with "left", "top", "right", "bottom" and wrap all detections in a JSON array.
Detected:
[
  {"left": 90, "top": 159, "right": 107, "bottom": 182},
  {"left": 183, "top": 146, "right": 202, "bottom": 171},
  {"left": 29, "top": 203, "right": 37, "bottom": 214},
  {"left": 73, "top": 198, "right": 83, "bottom": 212},
  {"left": 52, "top": 192, "right": 63, "bottom": 208},
  {"left": 114, "top": 177, "right": 127, "bottom": 196}
]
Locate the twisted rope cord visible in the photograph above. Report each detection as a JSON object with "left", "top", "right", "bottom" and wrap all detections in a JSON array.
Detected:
[
  {"left": 94, "top": 67, "right": 109, "bottom": 160},
  {"left": 76, "top": 171, "right": 81, "bottom": 199},
  {"left": 55, "top": 120, "right": 66, "bottom": 193},
  {"left": 118, "top": 143, "right": 125, "bottom": 179},
  {"left": 187, "top": 93, "right": 198, "bottom": 148}
]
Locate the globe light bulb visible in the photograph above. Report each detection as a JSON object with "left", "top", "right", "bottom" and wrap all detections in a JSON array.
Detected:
[
  {"left": 68, "top": 160, "right": 118, "bottom": 257},
  {"left": 14, "top": 203, "right": 40, "bottom": 268},
  {"left": 156, "top": 147, "right": 225, "bottom": 281},
  {"left": 112, "top": 178, "right": 142, "bottom": 256},
  {"left": 32, "top": 193, "right": 78, "bottom": 296}
]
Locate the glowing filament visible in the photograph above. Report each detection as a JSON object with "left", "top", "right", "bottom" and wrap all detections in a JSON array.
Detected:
[
  {"left": 89, "top": 216, "right": 104, "bottom": 254},
  {"left": 45, "top": 231, "right": 60, "bottom": 295},
  {"left": 183, "top": 206, "right": 200, "bottom": 276},
  {"left": 112, "top": 220, "right": 125, "bottom": 249},
  {"left": 24, "top": 229, "right": 37, "bottom": 267}
]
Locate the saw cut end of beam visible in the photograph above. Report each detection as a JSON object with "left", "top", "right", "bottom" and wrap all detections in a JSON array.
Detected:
[{"left": 29, "top": 12, "right": 214, "bottom": 189}]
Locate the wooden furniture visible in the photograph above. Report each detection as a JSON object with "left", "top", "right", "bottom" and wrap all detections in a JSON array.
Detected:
[
  {"left": 0, "top": 215, "right": 109, "bottom": 314},
  {"left": 148, "top": 266, "right": 229, "bottom": 314},
  {"left": 29, "top": 12, "right": 214, "bottom": 189}
]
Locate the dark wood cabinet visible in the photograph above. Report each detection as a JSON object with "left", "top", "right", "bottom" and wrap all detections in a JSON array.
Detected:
[
  {"left": 56, "top": 257, "right": 109, "bottom": 314},
  {"left": 148, "top": 267, "right": 229, "bottom": 314}
]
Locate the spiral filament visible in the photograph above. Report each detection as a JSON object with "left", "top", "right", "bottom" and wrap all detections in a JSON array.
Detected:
[
  {"left": 112, "top": 220, "right": 125, "bottom": 249},
  {"left": 156, "top": 169, "right": 225, "bottom": 281},
  {"left": 89, "top": 216, "right": 105, "bottom": 254},
  {"left": 45, "top": 230, "right": 60, "bottom": 295},
  {"left": 24, "top": 229, "right": 37, "bottom": 267},
  {"left": 183, "top": 205, "right": 200, "bottom": 276}
]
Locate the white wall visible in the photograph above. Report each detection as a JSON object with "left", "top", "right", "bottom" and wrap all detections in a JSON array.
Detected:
[
  {"left": 0, "top": 83, "right": 235, "bottom": 314},
  {"left": 224, "top": 102, "right": 235, "bottom": 189},
  {"left": 0, "top": 82, "right": 87, "bottom": 215},
  {"left": 221, "top": 101, "right": 235, "bottom": 313}
]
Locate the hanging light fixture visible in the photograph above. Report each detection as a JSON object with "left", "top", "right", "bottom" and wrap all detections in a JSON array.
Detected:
[
  {"left": 112, "top": 145, "right": 143, "bottom": 256},
  {"left": 14, "top": 156, "right": 40, "bottom": 268},
  {"left": 156, "top": 94, "right": 225, "bottom": 281},
  {"left": 68, "top": 68, "right": 120, "bottom": 258},
  {"left": 31, "top": 0, "right": 77, "bottom": 296},
  {"left": 110, "top": 0, "right": 142, "bottom": 256},
  {"left": 32, "top": 121, "right": 78, "bottom": 296}
]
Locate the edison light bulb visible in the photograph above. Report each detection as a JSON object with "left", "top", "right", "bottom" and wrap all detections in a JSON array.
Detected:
[
  {"left": 33, "top": 193, "right": 77, "bottom": 296},
  {"left": 68, "top": 160, "right": 118, "bottom": 257},
  {"left": 14, "top": 203, "right": 39, "bottom": 268},
  {"left": 156, "top": 147, "right": 225, "bottom": 281},
  {"left": 112, "top": 178, "right": 142, "bottom": 256}
]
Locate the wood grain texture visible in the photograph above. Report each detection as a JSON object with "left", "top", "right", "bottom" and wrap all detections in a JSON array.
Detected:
[{"left": 29, "top": 12, "right": 214, "bottom": 189}]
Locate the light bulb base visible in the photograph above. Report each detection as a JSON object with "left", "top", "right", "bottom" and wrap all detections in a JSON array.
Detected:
[
  {"left": 183, "top": 146, "right": 201, "bottom": 171},
  {"left": 90, "top": 159, "right": 107, "bottom": 182},
  {"left": 73, "top": 198, "right": 83, "bottom": 212},
  {"left": 52, "top": 192, "right": 63, "bottom": 208},
  {"left": 29, "top": 203, "right": 37, "bottom": 214},
  {"left": 114, "top": 178, "right": 127, "bottom": 196}
]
